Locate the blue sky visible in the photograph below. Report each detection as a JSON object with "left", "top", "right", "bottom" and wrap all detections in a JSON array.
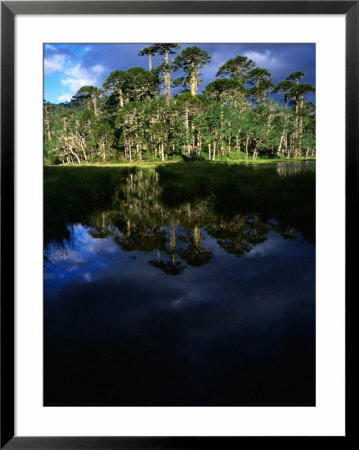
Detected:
[{"left": 44, "top": 43, "right": 315, "bottom": 104}]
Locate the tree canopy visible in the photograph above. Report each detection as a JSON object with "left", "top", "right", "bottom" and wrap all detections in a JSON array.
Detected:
[{"left": 44, "top": 44, "right": 315, "bottom": 165}]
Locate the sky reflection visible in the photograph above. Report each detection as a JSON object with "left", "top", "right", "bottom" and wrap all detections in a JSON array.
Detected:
[{"left": 44, "top": 166, "right": 315, "bottom": 406}]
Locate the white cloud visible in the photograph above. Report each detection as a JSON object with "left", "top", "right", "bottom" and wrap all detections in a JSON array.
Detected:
[
  {"left": 45, "top": 44, "right": 57, "bottom": 51},
  {"left": 243, "top": 50, "right": 282, "bottom": 71},
  {"left": 92, "top": 64, "right": 104, "bottom": 74},
  {"left": 44, "top": 53, "right": 67, "bottom": 75},
  {"left": 57, "top": 93, "right": 72, "bottom": 103},
  {"left": 60, "top": 63, "right": 104, "bottom": 93}
]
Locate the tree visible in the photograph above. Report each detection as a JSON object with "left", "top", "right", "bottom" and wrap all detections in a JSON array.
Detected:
[
  {"left": 45, "top": 44, "right": 315, "bottom": 165},
  {"left": 286, "top": 71, "right": 306, "bottom": 85},
  {"left": 44, "top": 101, "right": 55, "bottom": 141},
  {"left": 138, "top": 45, "right": 157, "bottom": 70},
  {"left": 152, "top": 43, "right": 180, "bottom": 105},
  {"left": 103, "top": 70, "right": 127, "bottom": 107},
  {"left": 245, "top": 68, "right": 272, "bottom": 104},
  {"left": 272, "top": 80, "right": 294, "bottom": 108},
  {"left": 216, "top": 55, "right": 255, "bottom": 83},
  {"left": 173, "top": 46, "right": 211, "bottom": 96},
  {"left": 72, "top": 86, "right": 102, "bottom": 116},
  {"left": 177, "top": 227, "right": 213, "bottom": 266},
  {"left": 204, "top": 79, "right": 242, "bottom": 103},
  {"left": 103, "top": 68, "right": 159, "bottom": 107},
  {"left": 288, "top": 83, "right": 315, "bottom": 156},
  {"left": 151, "top": 122, "right": 170, "bottom": 161},
  {"left": 248, "top": 79, "right": 274, "bottom": 104}
]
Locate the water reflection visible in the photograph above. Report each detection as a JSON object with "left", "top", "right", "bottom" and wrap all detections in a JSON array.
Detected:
[
  {"left": 45, "top": 169, "right": 310, "bottom": 275},
  {"left": 44, "top": 164, "right": 315, "bottom": 406},
  {"left": 252, "top": 161, "right": 316, "bottom": 176}
]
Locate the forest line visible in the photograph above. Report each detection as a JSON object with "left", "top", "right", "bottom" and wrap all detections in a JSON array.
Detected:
[{"left": 44, "top": 44, "right": 315, "bottom": 165}]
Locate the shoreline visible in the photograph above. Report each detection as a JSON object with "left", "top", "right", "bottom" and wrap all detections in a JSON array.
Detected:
[{"left": 44, "top": 157, "right": 316, "bottom": 168}]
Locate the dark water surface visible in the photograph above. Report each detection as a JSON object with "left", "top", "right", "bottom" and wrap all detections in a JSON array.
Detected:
[{"left": 44, "top": 163, "right": 315, "bottom": 406}]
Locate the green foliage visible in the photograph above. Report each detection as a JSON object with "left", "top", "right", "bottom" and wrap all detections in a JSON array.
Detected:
[
  {"left": 216, "top": 55, "right": 256, "bottom": 82},
  {"left": 44, "top": 45, "right": 315, "bottom": 165}
]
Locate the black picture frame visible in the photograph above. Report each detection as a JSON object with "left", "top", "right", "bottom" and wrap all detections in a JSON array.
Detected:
[{"left": 1, "top": 1, "right": 354, "bottom": 447}]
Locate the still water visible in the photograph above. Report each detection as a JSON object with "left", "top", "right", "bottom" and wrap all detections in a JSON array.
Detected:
[{"left": 44, "top": 163, "right": 315, "bottom": 406}]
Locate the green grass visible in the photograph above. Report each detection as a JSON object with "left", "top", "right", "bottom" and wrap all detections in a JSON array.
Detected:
[{"left": 44, "top": 155, "right": 315, "bottom": 168}]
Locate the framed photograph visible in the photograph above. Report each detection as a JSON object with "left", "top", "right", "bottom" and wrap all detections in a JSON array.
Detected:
[{"left": 1, "top": 1, "right": 353, "bottom": 447}]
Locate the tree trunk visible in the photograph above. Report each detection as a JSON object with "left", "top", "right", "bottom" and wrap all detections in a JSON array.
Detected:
[
  {"left": 69, "top": 148, "right": 81, "bottom": 164},
  {"left": 212, "top": 141, "right": 216, "bottom": 160},
  {"left": 190, "top": 63, "right": 197, "bottom": 96},
  {"left": 118, "top": 88, "right": 124, "bottom": 107},
  {"left": 277, "top": 130, "right": 286, "bottom": 156},
  {"left": 252, "top": 142, "right": 259, "bottom": 160},
  {"left": 164, "top": 49, "right": 170, "bottom": 105},
  {"left": 185, "top": 105, "right": 190, "bottom": 154},
  {"left": 298, "top": 94, "right": 304, "bottom": 156},
  {"left": 93, "top": 97, "right": 98, "bottom": 116},
  {"left": 245, "top": 136, "right": 249, "bottom": 160},
  {"left": 102, "top": 140, "right": 106, "bottom": 160}
]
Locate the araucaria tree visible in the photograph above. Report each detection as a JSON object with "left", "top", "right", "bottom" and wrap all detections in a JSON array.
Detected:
[
  {"left": 173, "top": 46, "right": 211, "bottom": 96},
  {"left": 152, "top": 43, "right": 180, "bottom": 105},
  {"left": 138, "top": 45, "right": 157, "bottom": 71},
  {"left": 44, "top": 44, "right": 316, "bottom": 165},
  {"left": 216, "top": 55, "right": 256, "bottom": 84}
]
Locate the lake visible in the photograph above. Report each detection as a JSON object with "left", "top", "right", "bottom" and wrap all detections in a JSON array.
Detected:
[{"left": 44, "top": 162, "right": 315, "bottom": 406}]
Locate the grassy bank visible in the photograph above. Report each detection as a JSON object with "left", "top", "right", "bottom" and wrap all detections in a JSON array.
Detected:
[{"left": 45, "top": 156, "right": 315, "bottom": 168}]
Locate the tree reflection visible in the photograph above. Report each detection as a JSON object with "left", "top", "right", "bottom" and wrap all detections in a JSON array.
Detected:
[{"left": 45, "top": 166, "right": 314, "bottom": 274}]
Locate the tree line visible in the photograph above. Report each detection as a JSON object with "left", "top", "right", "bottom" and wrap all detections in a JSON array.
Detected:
[{"left": 44, "top": 44, "right": 315, "bottom": 165}]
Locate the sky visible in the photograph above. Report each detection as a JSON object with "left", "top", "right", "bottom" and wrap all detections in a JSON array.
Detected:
[{"left": 44, "top": 43, "right": 315, "bottom": 105}]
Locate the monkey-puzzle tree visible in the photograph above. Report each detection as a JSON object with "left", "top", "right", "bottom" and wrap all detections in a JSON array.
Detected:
[
  {"left": 286, "top": 71, "right": 306, "bottom": 85},
  {"left": 204, "top": 79, "right": 241, "bottom": 104},
  {"left": 103, "top": 70, "right": 127, "bottom": 108},
  {"left": 216, "top": 55, "right": 256, "bottom": 84},
  {"left": 72, "top": 86, "right": 102, "bottom": 116},
  {"left": 249, "top": 79, "right": 274, "bottom": 104},
  {"left": 245, "top": 68, "right": 272, "bottom": 104},
  {"left": 152, "top": 43, "right": 180, "bottom": 105},
  {"left": 124, "top": 67, "right": 160, "bottom": 102},
  {"left": 138, "top": 45, "right": 158, "bottom": 70},
  {"left": 273, "top": 80, "right": 295, "bottom": 108},
  {"left": 173, "top": 46, "right": 211, "bottom": 96},
  {"left": 103, "top": 68, "right": 159, "bottom": 109}
]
